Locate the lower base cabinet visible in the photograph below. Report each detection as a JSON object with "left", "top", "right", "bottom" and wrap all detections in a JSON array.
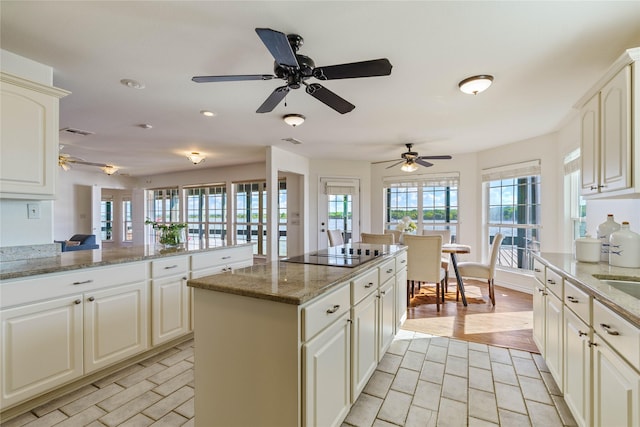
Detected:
[
  {"left": 544, "top": 291, "right": 564, "bottom": 391},
  {"left": 378, "top": 279, "right": 395, "bottom": 360},
  {"left": 151, "top": 275, "right": 189, "bottom": 345},
  {"left": 303, "top": 312, "right": 351, "bottom": 427},
  {"left": 563, "top": 307, "right": 591, "bottom": 427},
  {"left": 351, "top": 291, "right": 378, "bottom": 401}
]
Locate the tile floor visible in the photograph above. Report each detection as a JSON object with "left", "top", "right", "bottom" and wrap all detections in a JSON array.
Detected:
[{"left": 1, "top": 331, "right": 576, "bottom": 427}]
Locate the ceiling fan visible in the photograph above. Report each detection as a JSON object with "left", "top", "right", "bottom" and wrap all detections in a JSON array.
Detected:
[
  {"left": 374, "top": 144, "right": 453, "bottom": 171},
  {"left": 58, "top": 154, "right": 119, "bottom": 175},
  {"left": 192, "top": 28, "right": 392, "bottom": 114}
]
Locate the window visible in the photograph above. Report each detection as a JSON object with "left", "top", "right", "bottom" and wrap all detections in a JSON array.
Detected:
[
  {"left": 564, "top": 149, "right": 586, "bottom": 240},
  {"left": 100, "top": 198, "right": 113, "bottom": 241},
  {"left": 483, "top": 160, "right": 541, "bottom": 271},
  {"left": 234, "top": 181, "right": 267, "bottom": 256},
  {"left": 185, "top": 184, "right": 227, "bottom": 248},
  {"left": 122, "top": 198, "right": 132, "bottom": 242},
  {"left": 384, "top": 173, "right": 459, "bottom": 241},
  {"left": 278, "top": 180, "right": 287, "bottom": 257},
  {"left": 146, "top": 188, "right": 181, "bottom": 245}
]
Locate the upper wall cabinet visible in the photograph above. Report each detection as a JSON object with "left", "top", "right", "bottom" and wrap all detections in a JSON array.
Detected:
[
  {"left": 0, "top": 72, "right": 69, "bottom": 200},
  {"left": 578, "top": 48, "right": 639, "bottom": 198}
]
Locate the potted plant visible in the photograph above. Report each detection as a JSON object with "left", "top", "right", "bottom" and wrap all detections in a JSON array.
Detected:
[{"left": 145, "top": 218, "right": 187, "bottom": 249}]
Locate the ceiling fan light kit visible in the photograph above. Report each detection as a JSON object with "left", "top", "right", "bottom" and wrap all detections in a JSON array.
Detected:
[
  {"left": 283, "top": 114, "right": 305, "bottom": 127},
  {"left": 192, "top": 28, "right": 392, "bottom": 114},
  {"left": 187, "top": 152, "right": 205, "bottom": 165},
  {"left": 458, "top": 74, "right": 494, "bottom": 95},
  {"left": 101, "top": 165, "right": 119, "bottom": 175},
  {"left": 400, "top": 161, "right": 419, "bottom": 172}
]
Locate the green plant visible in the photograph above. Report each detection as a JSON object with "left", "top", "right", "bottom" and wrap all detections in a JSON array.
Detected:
[{"left": 145, "top": 219, "right": 187, "bottom": 246}]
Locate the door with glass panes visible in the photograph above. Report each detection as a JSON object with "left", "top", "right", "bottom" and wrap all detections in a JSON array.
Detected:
[{"left": 318, "top": 178, "right": 359, "bottom": 249}]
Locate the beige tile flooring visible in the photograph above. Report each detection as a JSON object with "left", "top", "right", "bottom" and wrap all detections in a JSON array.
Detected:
[{"left": 2, "top": 331, "right": 576, "bottom": 427}]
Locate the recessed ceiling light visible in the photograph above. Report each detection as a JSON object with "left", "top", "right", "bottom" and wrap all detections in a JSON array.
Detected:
[
  {"left": 120, "top": 78, "right": 145, "bottom": 89},
  {"left": 200, "top": 110, "right": 216, "bottom": 117}
]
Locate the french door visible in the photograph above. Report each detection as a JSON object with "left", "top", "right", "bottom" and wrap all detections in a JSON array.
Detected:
[{"left": 318, "top": 178, "right": 360, "bottom": 249}]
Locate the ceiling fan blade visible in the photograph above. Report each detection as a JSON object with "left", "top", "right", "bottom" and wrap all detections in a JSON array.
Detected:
[
  {"left": 313, "top": 58, "right": 392, "bottom": 80},
  {"left": 256, "top": 85, "right": 290, "bottom": 113},
  {"left": 415, "top": 158, "right": 434, "bottom": 168},
  {"left": 192, "top": 74, "right": 275, "bottom": 83},
  {"left": 418, "top": 155, "right": 453, "bottom": 160},
  {"left": 385, "top": 160, "right": 405, "bottom": 169},
  {"left": 305, "top": 83, "right": 355, "bottom": 114},
  {"left": 255, "top": 28, "right": 299, "bottom": 68},
  {"left": 372, "top": 159, "right": 402, "bottom": 164}
]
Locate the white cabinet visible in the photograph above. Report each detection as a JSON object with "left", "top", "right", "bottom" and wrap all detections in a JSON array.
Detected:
[
  {"left": 378, "top": 278, "right": 395, "bottom": 360},
  {"left": 395, "top": 252, "right": 408, "bottom": 331},
  {"left": 563, "top": 307, "right": 591, "bottom": 427},
  {"left": 351, "top": 292, "right": 378, "bottom": 401},
  {"left": 532, "top": 259, "right": 546, "bottom": 353},
  {"left": 592, "top": 334, "right": 640, "bottom": 427},
  {"left": 579, "top": 48, "right": 640, "bottom": 198},
  {"left": 0, "top": 72, "right": 69, "bottom": 199},
  {"left": 83, "top": 281, "right": 149, "bottom": 373},
  {"left": 303, "top": 311, "right": 351, "bottom": 427},
  {"left": 151, "top": 257, "right": 189, "bottom": 345},
  {"left": 545, "top": 290, "right": 564, "bottom": 391},
  {"left": 1, "top": 296, "right": 83, "bottom": 408}
]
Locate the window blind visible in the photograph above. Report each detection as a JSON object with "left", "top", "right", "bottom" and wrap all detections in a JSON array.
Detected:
[
  {"left": 481, "top": 159, "right": 540, "bottom": 182},
  {"left": 563, "top": 149, "right": 581, "bottom": 175},
  {"left": 383, "top": 172, "right": 460, "bottom": 188},
  {"left": 324, "top": 181, "right": 356, "bottom": 195}
]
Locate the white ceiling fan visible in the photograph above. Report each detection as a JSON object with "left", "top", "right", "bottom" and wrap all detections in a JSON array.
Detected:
[{"left": 58, "top": 153, "right": 119, "bottom": 175}]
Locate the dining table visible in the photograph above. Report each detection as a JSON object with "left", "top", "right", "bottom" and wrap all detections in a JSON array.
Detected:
[{"left": 442, "top": 243, "right": 471, "bottom": 306}]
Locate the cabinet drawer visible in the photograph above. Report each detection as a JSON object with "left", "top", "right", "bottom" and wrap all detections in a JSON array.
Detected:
[
  {"left": 395, "top": 251, "right": 408, "bottom": 271},
  {"left": 593, "top": 299, "right": 639, "bottom": 371},
  {"left": 190, "top": 246, "right": 253, "bottom": 271},
  {"left": 351, "top": 269, "right": 379, "bottom": 305},
  {"left": 151, "top": 256, "right": 188, "bottom": 278},
  {"left": 564, "top": 280, "right": 591, "bottom": 324},
  {"left": 1, "top": 262, "right": 148, "bottom": 308},
  {"left": 302, "top": 283, "right": 350, "bottom": 342},
  {"left": 378, "top": 258, "right": 396, "bottom": 285},
  {"left": 533, "top": 258, "right": 545, "bottom": 285},
  {"left": 545, "top": 267, "right": 563, "bottom": 298}
]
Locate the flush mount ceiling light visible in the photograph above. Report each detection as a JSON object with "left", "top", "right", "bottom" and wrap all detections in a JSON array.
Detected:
[
  {"left": 120, "top": 78, "right": 145, "bottom": 89},
  {"left": 283, "top": 114, "right": 305, "bottom": 127},
  {"left": 200, "top": 110, "right": 216, "bottom": 117},
  {"left": 400, "top": 160, "right": 418, "bottom": 172},
  {"left": 187, "top": 152, "right": 205, "bottom": 165},
  {"left": 101, "top": 165, "right": 119, "bottom": 175},
  {"left": 458, "top": 75, "right": 494, "bottom": 95}
]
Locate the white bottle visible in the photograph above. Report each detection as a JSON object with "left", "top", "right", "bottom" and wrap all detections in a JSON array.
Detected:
[
  {"left": 597, "top": 214, "right": 621, "bottom": 262},
  {"left": 608, "top": 222, "right": 640, "bottom": 268}
]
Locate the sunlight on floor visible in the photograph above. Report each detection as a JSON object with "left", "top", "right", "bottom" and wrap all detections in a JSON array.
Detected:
[{"left": 462, "top": 311, "right": 533, "bottom": 334}]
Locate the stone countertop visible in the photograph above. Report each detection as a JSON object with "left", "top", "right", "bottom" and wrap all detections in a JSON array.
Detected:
[
  {"left": 188, "top": 244, "right": 407, "bottom": 306},
  {"left": 536, "top": 252, "right": 640, "bottom": 326},
  {"left": 0, "top": 243, "right": 253, "bottom": 281}
]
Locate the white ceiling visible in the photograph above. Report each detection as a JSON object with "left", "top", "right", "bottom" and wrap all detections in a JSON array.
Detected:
[{"left": 2, "top": 1, "right": 640, "bottom": 177}]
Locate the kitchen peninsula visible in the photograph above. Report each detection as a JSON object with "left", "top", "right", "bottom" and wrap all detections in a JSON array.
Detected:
[
  {"left": 0, "top": 243, "right": 253, "bottom": 415},
  {"left": 188, "top": 243, "right": 408, "bottom": 427}
]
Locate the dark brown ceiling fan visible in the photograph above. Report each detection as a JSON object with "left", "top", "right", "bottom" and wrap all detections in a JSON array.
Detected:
[
  {"left": 374, "top": 143, "right": 453, "bottom": 170},
  {"left": 192, "top": 28, "right": 392, "bottom": 114}
]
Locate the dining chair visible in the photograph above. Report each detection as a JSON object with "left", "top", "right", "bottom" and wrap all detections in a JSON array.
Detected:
[
  {"left": 384, "top": 229, "right": 403, "bottom": 244},
  {"left": 422, "top": 229, "right": 452, "bottom": 291},
  {"left": 361, "top": 232, "right": 394, "bottom": 244},
  {"left": 457, "top": 233, "right": 504, "bottom": 305},
  {"left": 404, "top": 234, "right": 446, "bottom": 311},
  {"left": 327, "top": 229, "right": 344, "bottom": 247}
]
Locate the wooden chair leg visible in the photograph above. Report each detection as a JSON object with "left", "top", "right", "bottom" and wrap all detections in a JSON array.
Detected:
[
  {"left": 436, "top": 281, "right": 440, "bottom": 312},
  {"left": 489, "top": 279, "right": 496, "bottom": 305}
]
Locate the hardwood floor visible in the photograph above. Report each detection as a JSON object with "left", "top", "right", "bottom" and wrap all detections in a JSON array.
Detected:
[{"left": 404, "top": 279, "right": 539, "bottom": 353}]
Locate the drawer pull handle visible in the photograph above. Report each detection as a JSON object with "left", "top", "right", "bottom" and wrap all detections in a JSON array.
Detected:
[
  {"left": 326, "top": 305, "right": 340, "bottom": 314},
  {"left": 599, "top": 323, "right": 620, "bottom": 336},
  {"left": 547, "top": 279, "right": 556, "bottom": 285},
  {"left": 72, "top": 280, "right": 93, "bottom": 285},
  {"left": 164, "top": 265, "right": 178, "bottom": 270},
  {"left": 386, "top": 268, "right": 393, "bottom": 273},
  {"left": 222, "top": 256, "right": 232, "bottom": 260},
  {"left": 534, "top": 268, "right": 541, "bottom": 272},
  {"left": 381, "top": 290, "right": 387, "bottom": 296},
  {"left": 88, "top": 296, "right": 95, "bottom": 302},
  {"left": 400, "top": 259, "right": 406, "bottom": 264},
  {"left": 182, "top": 277, "right": 188, "bottom": 281},
  {"left": 74, "top": 299, "right": 81, "bottom": 305},
  {"left": 536, "top": 288, "right": 547, "bottom": 295},
  {"left": 566, "top": 296, "right": 579, "bottom": 303},
  {"left": 365, "top": 282, "right": 374, "bottom": 288},
  {"left": 578, "top": 330, "right": 588, "bottom": 337}
]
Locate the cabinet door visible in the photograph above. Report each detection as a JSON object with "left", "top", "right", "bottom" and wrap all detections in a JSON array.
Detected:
[
  {"left": 378, "top": 279, "right": 395, "bottom": 360},
  {"left": 351, "top": 292, "right": 378, "bottom": 402},
  {"left": 303, "top": 311, "right": 351, "bottom": 427},
  {"left": 532, "top": 285, "right": 546, "bottom": 354},
  {"left": 84, "top": 282, "right": 149, "bottom": 373},
  {"left": 563, "top": 307, "right": 591, "bottom": 427},
  {"left": 151, "top": 275, "right": 189, "bottom": 345},
  {"left": 545, "top": 291, "right": 563, "bottom": 391},
  {"left": 600, "top": 65, "right": 631, "bottom": 193},
  {"left": 395, "top": 267, "right": 407, "bottom": 331},
  {"left": 580, "top": 92, "right": 600, "bottom": 195},
  {"left": 1, "top": 296, "right": 83, "bottom": 407},
  {"left": 593, "top": 334, "right": 640, "bottom": 427}
]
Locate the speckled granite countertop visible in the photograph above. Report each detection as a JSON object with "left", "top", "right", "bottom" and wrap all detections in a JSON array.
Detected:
[
  {"left": 188, "top": 245, "right": 407, "bottom": 305},
  {"left": 536, "top": 252, "right": 640, "bottom": 326},
  {"left": 0, "top": 243, "right": 253, "bottom": 281}
]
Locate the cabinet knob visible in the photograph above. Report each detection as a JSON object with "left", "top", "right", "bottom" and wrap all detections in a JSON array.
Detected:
[
  {"left": 547, "top": 279, "right": 556, "bottom": 285},
  {"left": 534, "top": 268, "right": 541, "bottom": 272},
  {"left": 365, "top": 282, "right": 374, "bottom": 288},
  {"left": 590, "top": 186, "right": 598, "bottom": 190},
  {"left": 182, "top": 277, "right": 188, "bottom": 281},
  {"left": 74, "top": 299, "right": 82, "bottom": 305},
  {"left": 386, "top": 269, "right": 393, "bottom": 273},
  {"left": 326, "top": 304, "right": 340, "bottom": 314},
  {"left": 578, "top": 330, "right": 588, "bottom": 337},
  {"left": 88, "top": 296, "right": 95, "bottom": 302},
  {"left": 588, "top": 341, "right": 598, "bottom": 348}
]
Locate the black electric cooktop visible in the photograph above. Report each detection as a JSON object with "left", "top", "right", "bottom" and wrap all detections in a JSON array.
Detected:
[{"left": 282, "top": 243, "right": 389, "bottom": 268}]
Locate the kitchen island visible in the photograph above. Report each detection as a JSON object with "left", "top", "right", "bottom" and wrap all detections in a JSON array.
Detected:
[{"left": 187, "top": 243, "right": 408, "bottom": 427}]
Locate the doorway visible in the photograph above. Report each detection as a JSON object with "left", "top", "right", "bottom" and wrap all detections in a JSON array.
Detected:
[{"left": 318, "top": 178, "right": 360, "bottom": 249}]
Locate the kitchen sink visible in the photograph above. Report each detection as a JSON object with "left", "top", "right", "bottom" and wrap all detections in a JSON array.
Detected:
[{"left": 600, "top": 280, "right": 640, "bottom": 299}]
